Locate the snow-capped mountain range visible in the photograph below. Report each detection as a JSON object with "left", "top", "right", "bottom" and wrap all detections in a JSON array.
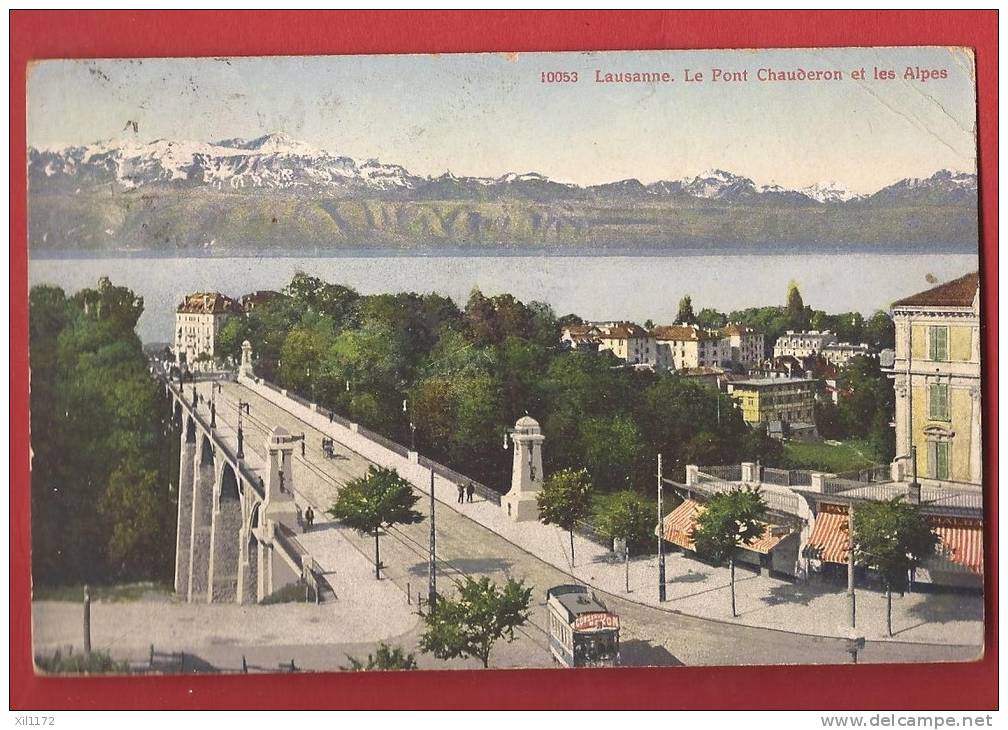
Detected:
[{"left": 28, "top": 132, "right": 977, "bottom": 205}]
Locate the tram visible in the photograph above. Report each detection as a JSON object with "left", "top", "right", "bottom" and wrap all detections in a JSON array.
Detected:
[{"left": 546, "top": 584, "right": 621, "bottom": 668}]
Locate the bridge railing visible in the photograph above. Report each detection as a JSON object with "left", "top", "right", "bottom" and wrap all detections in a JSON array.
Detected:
[
  {"left": 417, "top": 455, "right": 502, "bottom": 507},
  {"left": 167, "top": 380, "right": 265, "bottom": 500}
]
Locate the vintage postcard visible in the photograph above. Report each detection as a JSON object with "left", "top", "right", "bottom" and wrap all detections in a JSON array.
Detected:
[{"left": 26, "top": 47, "right": 983, "bottom": 675}]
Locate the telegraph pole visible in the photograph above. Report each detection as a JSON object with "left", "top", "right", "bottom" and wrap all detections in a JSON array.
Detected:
[
  {"left": 657, "top": 453, "right": 666, "bottom": 602},
  {"left": 428, "top": 469, "right": 437, "bottom": 607},
  {"left": 847, "top": 503, "right": 856, "bottom": 628}
]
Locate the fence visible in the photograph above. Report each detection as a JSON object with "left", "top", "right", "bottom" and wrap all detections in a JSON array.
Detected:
[
  {"left": 697, "top": 464, "right": 742, "bottom": 481},
  {"left": 835, "top": 464, "right": 891, "bottom": 483}
]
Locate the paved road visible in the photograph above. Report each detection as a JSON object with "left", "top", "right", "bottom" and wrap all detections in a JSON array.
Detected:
[{"left": 197, "top": 380, "right": 980, "bottom": 669}]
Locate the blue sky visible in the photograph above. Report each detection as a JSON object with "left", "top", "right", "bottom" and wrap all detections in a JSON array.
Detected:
[{"left": 27, "top": 47, "right": 977, "bottom": 193}]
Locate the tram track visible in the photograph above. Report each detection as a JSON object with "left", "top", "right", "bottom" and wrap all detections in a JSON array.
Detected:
[{"left": 208, "top": 384, "right": 552, "bottom": 650}]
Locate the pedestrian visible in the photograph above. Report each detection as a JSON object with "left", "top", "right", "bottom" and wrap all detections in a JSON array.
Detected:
[
  {"left": 457, "top": 483, "right": 465, "bottom": 504},
  {"left": 301, "top": 440, "right": 306, "bottom": 458},
  {"left": 305, "top": 506, "right": 314, "bottom": 529},
  {"left": 466, "top": 481, "right": 475, "bottom": 503}
]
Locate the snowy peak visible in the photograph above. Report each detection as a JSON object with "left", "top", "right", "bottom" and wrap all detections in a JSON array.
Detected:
[
  {"left": 27, "top": 135, "right": 976, "bottom": 206},
  {"left": 800, "top": 180, "right": 860, "bottom": 203},
  {"left": 678, "top": 169, "right": 759, "bottom": 200}
]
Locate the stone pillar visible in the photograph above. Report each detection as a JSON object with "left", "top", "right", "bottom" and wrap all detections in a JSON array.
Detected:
[
  {"left": 970, "top": 385, "right": 982, "bottom": 485},
  {"left": 685, "top": 464, "right": 700, "bottom": 486},
  {"left": 239, "top": 340, "right": 253, "bottom": 378},
  {"left": 893, "top": 374, "right": 910, "bottom": 462},
  {"left": 502, "top": 416, "right": 545, "bottom": 522},
  {"left": 208, "top": 465, "right": 242, "bottom": 603},
  {"left": 187, "top": 436, "right": 215, "bottom": 602},
  {"left": 740, "top": 462, "right": 758, "bottom": 484},
  {"left": 263, "top": 426, "right": 300, "bottom": 533},
  {"left": 809, "top": 472, "right": 836, "bottom": 493},
  {"left": 174, "top": 423, "right": 197, "bottom": 595}
]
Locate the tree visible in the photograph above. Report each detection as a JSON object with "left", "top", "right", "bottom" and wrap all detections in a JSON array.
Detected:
[
  {"left": 596, "top": 491, "right": 654, "bottom": 592},
  {"left": 537, "top": 468, "right": 594, "bottom": 566},
  {"left": 852, "top": 498, "right": 939, "bottom": 636},
  {"left": 343, "top": 643, "right": 418, "bottom": 671},
  {"left": 328, "top": 466, "right": 423, "bottom": 579},
  {"left": 691, "top": 487, "right": 768, "bottom": 617},
  {"left": 786, "top": 282, "right": 809, "bottom": 331},
  {"left": 419, "top": 576, "right": 532, "bottom": 669},
  {"left": 676, "top": 295, "right": 696, "bottom": 325}
]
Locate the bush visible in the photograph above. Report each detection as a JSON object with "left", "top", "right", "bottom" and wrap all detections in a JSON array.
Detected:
[{"left": 35, "top": 648, "right": 131, "bottom": 675}]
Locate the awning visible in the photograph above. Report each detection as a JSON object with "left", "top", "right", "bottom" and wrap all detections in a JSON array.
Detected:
[
  {"left": 803, "top": 505, "right": 849, "bottom": 564},
  {"left": 930, "top": 517, "right": 984, "bottom": 576},
  {"left": 661, "top": 499, "right": 702, "bottom": 551},
  {"left": 660, "top": 498, "right": 792, "bottom": 555},
  {"left": 804, "top": 505, "right": 984, "bottom": 576}
]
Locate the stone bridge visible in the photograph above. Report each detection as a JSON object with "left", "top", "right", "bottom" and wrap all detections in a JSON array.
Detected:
[{"left": 165, "top": 379, "right": 320, "bottom": 604}]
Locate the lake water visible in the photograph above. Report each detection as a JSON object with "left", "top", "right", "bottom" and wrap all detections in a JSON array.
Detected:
[{"left": 28, "top": 251, "right": 978, "bottom": 345}]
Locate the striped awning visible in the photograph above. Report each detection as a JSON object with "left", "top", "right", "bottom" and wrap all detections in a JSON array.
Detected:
[
  {"left": 661, "top": 499, "right": 702, "bottom": 551},
  {"left": 804, "top": 505, "right": 850, "bottom": 564},
  {"left": 805, "top": 505, "right": 984, "bottom": 576},
  {"left": 931, "top": 518, "right": 984, "bottom": 576},
  {"left": 660, "top": 499, "right": 792, "bottom": 555}
]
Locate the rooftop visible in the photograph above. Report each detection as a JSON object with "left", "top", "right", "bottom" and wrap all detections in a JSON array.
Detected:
[
  {"left": 176, "top": 292, "right": 242, "bottom": 315},
  {"left": 652, "top": 324, "right": 719, "bottom": 341},
  {"left": 731, "top": 377, "right": 816, "bottom": 388},
  {"left": 548, "top": 585, "right": 610, "bottom": 618},
  {"left": 892, "top": 272, "right": 980, "bottom": 309},
  {"left": 601, "top": 321, "right": 650, "bottom": 339}
]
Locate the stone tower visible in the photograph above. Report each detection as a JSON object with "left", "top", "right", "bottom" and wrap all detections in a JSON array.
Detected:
[
  {"left": 262, "top": 425, "right": 299, "bottom": 532},
  {"left": 239, "top": 340, "right": 253, "bottom": 378},
  {"left": 502, "top": 415, "right": 545, "bottom": 522}
]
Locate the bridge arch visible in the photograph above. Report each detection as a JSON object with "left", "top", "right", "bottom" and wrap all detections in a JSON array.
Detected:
[
  {"left": 240, "top": 501, "right": 262, "bottom": 604},
  {"left": 187, "top": 429, "right": 216, "bottom": 601},
  {"left": 208, "top": 461, "right": 242, "bottom": 603}
]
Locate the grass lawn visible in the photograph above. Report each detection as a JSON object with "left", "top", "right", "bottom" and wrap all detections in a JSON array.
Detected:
[
  {"left": 32, "top": 581, "right": 173, "bottom": 603},
  {"left": 783, "top": 439, "right": 877, "bottom": 474}
]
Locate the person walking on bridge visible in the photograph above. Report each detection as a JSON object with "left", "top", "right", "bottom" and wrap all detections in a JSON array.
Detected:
[
  {"left": 466, "top": 481, "right": 475, "bottom": 503},
  {"left": 457, "top": 483, "right": 465, "bottom": 504},
  {"left": 304, "top": 506, "right": 314, "bottom": 529}
]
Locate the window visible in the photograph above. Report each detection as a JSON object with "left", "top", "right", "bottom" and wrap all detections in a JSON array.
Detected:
[
  {"left": 928, "top": 383, "right": 950, "bottom": 421},
  {"left": 928, "top": 326, "right": 949, "bottom": 361},
  {"left": 931, "top": 441, "right": 951, "bottom": 481}
]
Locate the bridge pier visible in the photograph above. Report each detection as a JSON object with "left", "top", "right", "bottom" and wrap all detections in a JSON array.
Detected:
[
  {"left": 187, "top": 435, "right": 215, "bottom": 602},
  {"left": 208, "top": 463, "right": 242, "bottom": 603},
  {"left": 174, "top": 419, "right": 197, "bottom": 595}
]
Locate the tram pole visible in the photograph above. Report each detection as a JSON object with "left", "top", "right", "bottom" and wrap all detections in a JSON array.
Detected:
[{"left": 657, "top": 453, "right": 666, "bottom": 602}]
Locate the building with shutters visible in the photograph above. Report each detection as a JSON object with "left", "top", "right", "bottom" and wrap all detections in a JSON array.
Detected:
[{"left": 890, "top": 272, "right": 981, "bottom": 488}]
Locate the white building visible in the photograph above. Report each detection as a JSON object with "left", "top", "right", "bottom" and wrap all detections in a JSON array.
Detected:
[
  {"left": 652, "top": 325, "right": 728, "bottom": 370},
  {"left": 773, "top": 330, "right": 838, "bottom": 359},
  {"left": 597, "top": 322, "right": 654, "bottom": 365},
  {"left": 720, "top": 323, "right": 765, "bottom": 367},
  {"left": 174, "top": 292, "right": 242, "bottom": 371},
  {"left": 820, "top": 341, "right": 873, "bottom": 367}
]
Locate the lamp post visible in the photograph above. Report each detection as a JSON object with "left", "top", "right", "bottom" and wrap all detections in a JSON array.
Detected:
[{"left": 236, "top": 400, "right": 250, "bottom": 459}]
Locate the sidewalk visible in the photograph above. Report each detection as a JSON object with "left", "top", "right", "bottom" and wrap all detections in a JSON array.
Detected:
[{"left": 241, "top": 377, "right": 985, "bottom": 647}]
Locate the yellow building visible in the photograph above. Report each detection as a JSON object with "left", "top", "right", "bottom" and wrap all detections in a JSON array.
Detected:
[
  {"left": 891, "top": 272, "right": 981, "bottom": 487},
  {"left": 726, "top": 377, "right": 817, "bottom": 427}
]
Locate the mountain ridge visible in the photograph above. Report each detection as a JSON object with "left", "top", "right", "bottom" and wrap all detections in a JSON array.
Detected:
[{"left": 27, "top": 134, "right": 980, "bottom": 255}]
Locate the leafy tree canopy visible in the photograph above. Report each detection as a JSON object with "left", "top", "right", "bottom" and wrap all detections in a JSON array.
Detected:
[
  {"left": 852, "top": 498, "right": 939, "bottom": 593},
  {"left": 328, "top": 465, "right": 423, "bottom": 536},
  {"left": 419, "top": 576, "right": 532, "bottom": 668},
  {"left": 692, "top": 487, "right": 768, "bottom": 564},
  {"left": 343, "top": 643, "right": 418, "bottom": 671}
]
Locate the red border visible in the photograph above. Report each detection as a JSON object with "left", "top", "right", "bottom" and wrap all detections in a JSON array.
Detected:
[{"left": 9, "top": 10, "right": 998, "bottom": 710}]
